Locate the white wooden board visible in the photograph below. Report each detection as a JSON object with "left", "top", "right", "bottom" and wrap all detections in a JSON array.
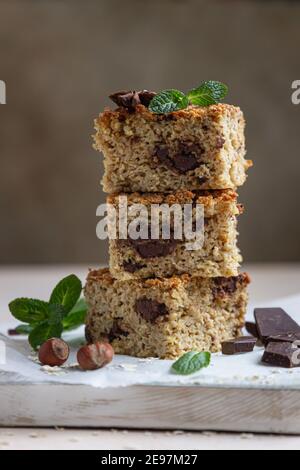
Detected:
[
  {"left": 1, "top": 383, "right": 300, "bottom": 434},
  {"left": 1, "top": 265, "right": 300, "bottom": 434}
]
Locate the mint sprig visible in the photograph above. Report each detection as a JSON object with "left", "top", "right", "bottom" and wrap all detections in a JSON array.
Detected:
[
  {"left": 8, "top": 275, "right": 87, "bottom": 349},
  {"left": 148, "top": 90, "right": 189, "bottom": 114},
  {"left": 148, "top": 81, "right": 228, "bottom": 114},
  {"left": 171, "top": 351, "right": 211, "bottom": 375}
]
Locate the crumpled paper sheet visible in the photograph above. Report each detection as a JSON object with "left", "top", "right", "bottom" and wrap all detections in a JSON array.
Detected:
[{"left": 1, "top": 295, "right": 300, "bottom": 389}]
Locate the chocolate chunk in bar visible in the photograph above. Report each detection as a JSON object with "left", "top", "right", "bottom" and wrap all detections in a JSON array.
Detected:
[
  {"left": 265, "top": 332, "right": 300, "bottom": 346},
  {"left": 254, "top": 308, "right": 300, "bottom": 344},
  {"left": 108, "top": 321, "right": 129, "bottom": 342},
  {"left": 154, "top": 142, "right": 203, "bottom": 175},
  {"left": 135, "top": 298, "right": 169, "bottom": 323},
  {"left": 123, "top": 260, "right": 146, "bottom": 273},
  {"left": 129, "top": 239, "right": 178, "bottom": 259},
  {"left": 213, "top": 275, "right": 246, "bottom": 299},
  {"left": 262, "top": 342, "right": 300, "bottom": 368},
  {"left": 172, "top": 153, "right": 199, "bottom": 173},
  {"left": 222, "top": 336, "right": 257, "bottom": 355}
]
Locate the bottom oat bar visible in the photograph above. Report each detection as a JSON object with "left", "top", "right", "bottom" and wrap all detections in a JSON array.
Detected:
[{"left": 84, "top": 269, "right": 250, "bottom": 359}]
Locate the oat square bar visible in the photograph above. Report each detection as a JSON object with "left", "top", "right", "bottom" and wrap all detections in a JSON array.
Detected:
[
  {"left": 85, "top": 269, "right": 250, "bottom": 359},
  {"left": 94, "top": 103, "right": 251, "bottom": 193},
  {"left": 107, "top": 189, "right": 243, "bottom": 280}
]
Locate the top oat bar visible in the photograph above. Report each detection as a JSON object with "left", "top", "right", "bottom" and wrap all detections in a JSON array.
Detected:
[{"left": 94, "top": 93, "right": 252, "bottom": 193}]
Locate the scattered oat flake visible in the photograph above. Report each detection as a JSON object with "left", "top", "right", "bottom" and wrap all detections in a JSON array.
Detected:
[
  {"left": 40, "top": 365, "right": 67, "bottom": 375},
  {"left": 117, "top": 364, "right": 137, "bottom": 371},
  {"left": 28, "top": 355, "right": 40, "bottom": 363}
]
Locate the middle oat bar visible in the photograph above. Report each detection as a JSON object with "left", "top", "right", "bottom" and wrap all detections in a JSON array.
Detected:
[{"left": 107, "top": 189, "right": 243, "bottom": 281}]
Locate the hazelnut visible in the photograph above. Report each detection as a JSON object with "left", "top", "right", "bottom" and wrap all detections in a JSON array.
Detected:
[
  {"left": 38, "top": 338, "right": 70, "bottom": 367},
  {"left": 77, "top": 342, "right": 114, "bottom": 371}
]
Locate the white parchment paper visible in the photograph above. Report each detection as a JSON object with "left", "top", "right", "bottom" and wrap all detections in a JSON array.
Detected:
[{"left": 1, "top": 295, "right": 300, "bottom": 390}]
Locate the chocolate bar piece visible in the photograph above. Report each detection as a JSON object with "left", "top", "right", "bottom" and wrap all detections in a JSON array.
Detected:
[
  {"left": 262, "top": 342, "right": 300, "bottom": 368},
  {"left": 221, "top": 336, "right": 257, "bottom": 355},
  {"left": 245, "top": 321, "right": 259, "bottom": 338},
  {"left": 254, "top": 308, "right": 300, "bottom": 344},
  {"left": 265, "top": 332, "right": 300, "bottom": 346}
]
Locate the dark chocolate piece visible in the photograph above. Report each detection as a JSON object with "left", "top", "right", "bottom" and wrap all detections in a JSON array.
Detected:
[
  {"left": 109, "top": 90, "right": 140, "bottom": 111},
  {"left": 138, "top": 90, "right": 156, "bottom": 107},
  {"left": 245, "top": 321, "right": 259, "bottom": 338},
  {"left": 123, "top": 260, "right": 146, "bottom": 273},
  {"left": 109, "top": 90, "right": 156, "bottom": 110},
  {"left": 265, "top": 332, "right": 300, "bottom": 346},
  {"left": 222, "top": 336, "right": 257, "bottom": 355},
  {"left": 254, "top": 308, "right": 300, "bottom": 344},
  {"left": 108, "top": 321, "right": 129, "bottom": 342},
  {"left": 213, "top": 275, "right": 245, "bottom": 300},
  {"left": 244, "top": 321, "right": 263, "bottom": 346},
  {"left": 154, "top": 142, "right": 203, "bottom": 175},
  {"left": 135, "top": 298, "right": 169, "bottom": 323},
  {"left": 262, "top": 342, "right": 300, "bottom": 368},
  {"left": 129, "top": 239, "right": 178, "bottom": 259},
  {"left": 172, "top": 153, "right": 199, "bottom": 173},
  {"left": 7, "top": 328, "right": 21, "bottom": 336}
]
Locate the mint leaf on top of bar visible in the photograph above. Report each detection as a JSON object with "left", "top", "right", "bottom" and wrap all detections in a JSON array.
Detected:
[
  {"left": 187, "top": 81, "right": 228, "bottom": 107},
  {"left": 171, "top": 351, "right": 211, "bottom": 375},
  {"left": 148, "top": 90, "right": 189, "bottom": 114},
  {"left": 148, "top": 81, "right": 228, "bottom": 114}
]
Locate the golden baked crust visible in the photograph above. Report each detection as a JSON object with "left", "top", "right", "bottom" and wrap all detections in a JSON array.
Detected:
[
  {"left": 96, "top": 103, "right": 243, "bottom": 127},
  {"left": 87, "top": 268, "right": 250, "bottom": 291}
]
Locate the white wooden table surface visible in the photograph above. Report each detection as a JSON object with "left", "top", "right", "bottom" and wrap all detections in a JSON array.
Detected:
[{"left": 1, "top": 263, "right": 300, "bottom": 450}]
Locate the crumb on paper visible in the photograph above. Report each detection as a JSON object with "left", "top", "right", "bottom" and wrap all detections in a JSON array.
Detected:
[
  {"left": 113, "top": 364, "right": 137, "bottom": 372},
  {"left": 40, "top": 365, "right": 67, "bottom": 376}
]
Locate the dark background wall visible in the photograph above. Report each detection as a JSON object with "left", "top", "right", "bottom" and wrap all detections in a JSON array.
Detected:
[{"left": 0, "top": 0, "right": 300, "bottom": 264}]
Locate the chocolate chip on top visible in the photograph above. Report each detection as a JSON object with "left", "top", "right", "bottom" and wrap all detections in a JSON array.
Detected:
[{"left": 109, "top": 90, "right": 156, "bottom": 110}]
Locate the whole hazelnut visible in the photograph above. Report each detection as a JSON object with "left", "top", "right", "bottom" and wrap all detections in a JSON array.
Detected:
[
  {"left": 77, "top": 342, "right": 114, "bottom": 371},
  {"left": 38, "top": 338, "right": 70, "bottom": 367}
]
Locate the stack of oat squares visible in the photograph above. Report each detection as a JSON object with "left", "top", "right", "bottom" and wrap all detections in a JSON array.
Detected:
[{"left": 85, "top": 86, "right": 252, "bottom": 359}]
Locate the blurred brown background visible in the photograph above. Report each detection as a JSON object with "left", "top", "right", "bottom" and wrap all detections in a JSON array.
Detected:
[{"left": 0, "top": 0, "right": 300, "bottom": 264}]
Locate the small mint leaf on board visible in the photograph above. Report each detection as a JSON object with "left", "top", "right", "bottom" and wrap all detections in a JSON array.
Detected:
[
  {"left": 62, "top": 298, "right": 87, "bottom": 331},
  {"left": 148, "top": 90, "right": 189, "bottom": 114},
  {"left": 29, "top": 320, "right": 63, "bottom": 350},
  {"left": 49, "top": 274, "right": 82, "bottom": 314},
  {"left": 9, "top": 298, "right": 49, "bottom": 324},
  {"left": 171, "top": 351, "right": 211, "bottom": 375},
  {"left": 187, "top": 81, "right": 228, "bottom": 107}
]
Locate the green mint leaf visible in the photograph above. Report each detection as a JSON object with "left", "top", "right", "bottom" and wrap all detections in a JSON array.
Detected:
[
  {"left": 29, "top": 320, "right": 63, "bottom": 350},
  {"left": 14, "top": 324, "right": 34, "bottom": 335},
  {"left": 62, "top": 298, "right": 87, "bottom": 331},
  {"left": 48, "top": 303, "right": 68, "bottom": 321},
  {"left": 187, "top": 81, "right": 228, "bottom": 107},
  {"left": 171, "top": 351, "right": 211, "bottom": 375},
  {"left": 49, "top": 275, "right": 82, "bottom": 314},
  {"left": 148, "top": 89, "right": 189, "bottom": 114},
  {"left": 9, "top": 298, "right": 49, "bottom": 324}
]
